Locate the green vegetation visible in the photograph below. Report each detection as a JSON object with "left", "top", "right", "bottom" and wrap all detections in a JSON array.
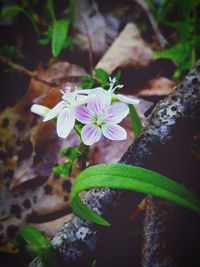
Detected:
[
  {"left": 52, "top": 147, "right": 80, "bottom": 176},
  {"left": 0, "top": 0, "right": 75, "bottom": 58},
  {"left": 71, "top": 163, "right": 200, "bottom": 226},
  {"left": 79, "top": 68, "right": 121, "bottom": 89},
  {"left": 147, "top": 0, "right": 200, "bottom": 79},
  {"left": 16, "top": 227, "right": 56, "bottom": 267}
]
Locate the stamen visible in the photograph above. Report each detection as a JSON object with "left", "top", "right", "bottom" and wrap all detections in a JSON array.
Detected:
[{"left": 61, "top": 87, "right": 71, "bottom": 95}]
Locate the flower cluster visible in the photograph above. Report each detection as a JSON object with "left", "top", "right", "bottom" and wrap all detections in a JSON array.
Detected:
[{"left": 31, "top": 78, "right": 139, "bottom": 146}]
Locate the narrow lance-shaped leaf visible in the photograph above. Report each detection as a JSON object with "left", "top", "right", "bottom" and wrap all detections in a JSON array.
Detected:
[
  {"left": 47, "top": 0, "right": 56, "bottom": 22},
  {"left": 52, "top": 19, "right": 69, "bottom": 57},
  {"left": 16, "top": 227, "right": 56, "bottom": 267},
  {"left": 16, "top": 226, "right": 52, "bottom": 251},
  {"left": 70, "top": 163, "right": 200, "bottom": 226},
  {"left": 128, "top": 104, "right": 142, "bottom": 137},
  {"left": 1, "top": 5, "right": 40, "bottom": 36}
]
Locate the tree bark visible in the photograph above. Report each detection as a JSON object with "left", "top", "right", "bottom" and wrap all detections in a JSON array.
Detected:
[{"left": 29, "top": 60, "right": 200, "bottom": 267}]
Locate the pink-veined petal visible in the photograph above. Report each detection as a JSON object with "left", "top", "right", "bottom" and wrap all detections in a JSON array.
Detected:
[
  {"left": 105, "top": 102, "right": 129, "bottom": 124},
  {"left": 87, "top": 92, "right": 111, "bottom": 115},
  {"left": 116, "top": 94, "right": 140, "bottom": 105},
  {"left": 31, "top": 104, "right": 50, "bottom": 117},
  {"left": 81, "top": 124, "right": 101, "bottom": 145},
  {"left": 102, "top": 124, "right": 127, "bottom": 141},
  {"left": 56, "top": 108, "right": 75, "bottom": 138},
  {"left": 43, "top": 101, "right": 65, "bottom": 122},
  {"left": 75, "top": 105, "right": 92, "bottom": 124}
]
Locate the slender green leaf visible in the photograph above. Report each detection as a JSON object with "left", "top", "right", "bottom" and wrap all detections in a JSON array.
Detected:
[
  {"left": 71, "top": 163, "right": 200, "bottom": 226},
  {"left": 68, "top": 0, "right": 76, "bottom": 23},
  {"left": 16, "top": 227, "right": 56, "bottom": 267},
  {"left": 114, "top": 70, "right": 122, "bottom": 84},
  {"left": 52, "top": 19, "right": 69, "bottom": 57},
  {"left": 16, "top": 227, "right": 52, "bottom": 252},
  {"left": 47, "top": 0, "right": 56, "bottom": 22},
  {"left": 1, "top": 5, "right": 39, "bottom": 36},
  {"left": 128, "top": 104, "right": 142, "bottom": 137},
  {"left": 1, "top": 5, "right": 23, "bottom": 18},
  {"left": 154, "top": 43, "right": 191, "bottom": 65}
]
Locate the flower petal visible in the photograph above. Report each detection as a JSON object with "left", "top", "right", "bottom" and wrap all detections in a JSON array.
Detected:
[
  {"left": 102, "top": 124, "right": 127, "bottom": 140},
  {"left": 116, "top": 94, "right": 140, "bottom": 105},
  {"left": 81, "top": 124, "right": 101, "bottom": 145},
  {"left": 56, "top": 108, "right": 75, "bottom": 138},
  {"left": 75, "top": 94, "right": 89, "bottom": 106},
  {"left": 77, "top": 87, "right": 104, "bottom": 95},
  {"left": 105, "top": 102, "right": 129, "bottom": 123},
  {"left": 75, "top": 105, "right": 92, "bottom": 124},
  {"left": 31, "top": 104, "right": 50, "bottom": 117},
  {"left": 87, "top": 92, "right": 111, "bottom": 115},
  {"left": 43, "top": 101, "right": 65, "bottom": 122}
]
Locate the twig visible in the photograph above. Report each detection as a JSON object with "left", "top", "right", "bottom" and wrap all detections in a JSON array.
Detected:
[
  {"left": 134, "top": 0, "right": 168, "bottom": 49},
  {"left": 76, "top": 0, "right": 94, "bottom": 77},
  {"left": 30, "top": 60, "right": 200, "bottom": 267},
  {"left": 0, "top": 53, "right": 82, "bottom": 87},
  {"left": 0, "top": 53, "right": 56, "bottom": 86}
]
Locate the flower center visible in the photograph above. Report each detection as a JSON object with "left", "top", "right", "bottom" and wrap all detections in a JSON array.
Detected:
[{"left": 93, "top": 115, "right": 104, "bottom": 126}]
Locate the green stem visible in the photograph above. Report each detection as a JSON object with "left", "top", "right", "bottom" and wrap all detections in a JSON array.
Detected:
[
  {"left": 78, "top": 142, "right": 89, "bottom": 170},
  {"left": 74, "top": 125, "right": 89, "bottom": 170}
]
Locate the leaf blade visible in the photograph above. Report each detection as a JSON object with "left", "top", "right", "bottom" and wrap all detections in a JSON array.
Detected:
[
  {"left": 16, "top": 226, "right": 52, "bottom": 252},
  {"left": 71, "top": 163, "right": 200, "bottom": 226},
  {"left": 52, "top": 19, "right": 69, "bottom": 57},
  {"left": 128, "top": 104, "right": 142, "bottom": 137}
]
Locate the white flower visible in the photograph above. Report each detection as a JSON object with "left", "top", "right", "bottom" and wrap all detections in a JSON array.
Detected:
[
  {"left": 75, "top": 94, "right": 129, "bottom": 145},
  {"left": 31, "top": 88, "right": 88, "bottom": 139},
  {"left": 78, "top": 77, "right": 140, "bottom": 106}
]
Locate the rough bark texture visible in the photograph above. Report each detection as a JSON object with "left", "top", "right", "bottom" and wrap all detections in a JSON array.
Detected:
[
  {"left": 141, "top": 196, "right": 176, "bottom": 267},
  {"left": 29, "top": 60, "right": 200, "bottom": 267}
]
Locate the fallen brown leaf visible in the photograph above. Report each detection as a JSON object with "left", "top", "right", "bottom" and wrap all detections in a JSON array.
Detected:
[{"left": 96, "top": 23, "right": 154, "bottom": 73}]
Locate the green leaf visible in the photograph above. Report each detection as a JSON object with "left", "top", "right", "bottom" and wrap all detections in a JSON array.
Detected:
[
  {"left": 154, "top": 43, "right": 191, "bottom": 65},
  {"left": 61, "top": 147, "right": 80, "bottom": 160},
  {"left": 16, "top": 227, "right": 56, "bottom": 267},
  {"left": 47, "top": 0, "right": 56, "bottom": 22},
  {"left": 52, "top": 19, "right": 69, "bottom": 57},
  {"left": 1, "top": 45, "right": 21, "bottom": 60},
  {"left": 71, "top": 163, "right": 200, "bottom": 226},
  {"left": 16, "top": 227, "right": 52, "bottom": 252},
  {"left": 128, "top": 104, "right": 142, "bottom": 137},
  {"left": 1, "top": 5, "right": 23, "bottom": 18},
  {"left": 52, "top": 162, "right": 72, "bottom": 176},
  {"left": 38, "top": 38, "right": 50, "bottom": 46},
  {"left": 79, "top": 76, "right": 95, "bottom": 89},
  {"left": 114, "top": 70, "right": 122, "bottom": 84},
  {"left": 94, "top": 68, "right": 109, "bottom": 82},
  {"left": 1, "top": 5, "right": 40, "bottom": 36},
  {"left": 67, "top": 0, "right": 76, "bottom": 23}
]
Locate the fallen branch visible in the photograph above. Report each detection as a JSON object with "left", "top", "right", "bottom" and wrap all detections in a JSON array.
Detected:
[
  {"left": 29, "top": 60, "right": 200, "bottom": 267},
  {"left": 141, "top": 196, "right": 177, "bottom": 267}
]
